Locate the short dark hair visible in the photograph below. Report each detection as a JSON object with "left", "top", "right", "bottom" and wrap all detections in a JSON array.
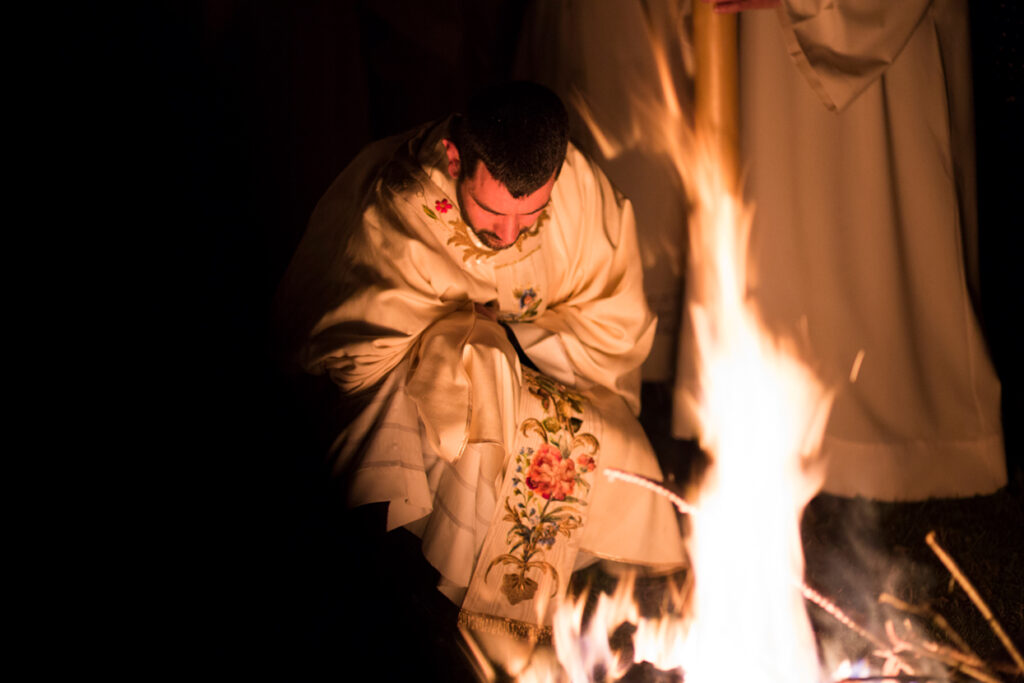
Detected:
[{"left": 449, "top": 81, "right": 569, "bottom": 198}]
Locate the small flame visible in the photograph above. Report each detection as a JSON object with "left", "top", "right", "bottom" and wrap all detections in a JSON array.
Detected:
[{"left": 850, "top": 349, "right": 866, "bottom": 383}]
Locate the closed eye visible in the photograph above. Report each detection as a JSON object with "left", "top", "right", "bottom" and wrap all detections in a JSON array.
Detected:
[{"left": 475, "top": 197, "right": 549, "bottom": 216}]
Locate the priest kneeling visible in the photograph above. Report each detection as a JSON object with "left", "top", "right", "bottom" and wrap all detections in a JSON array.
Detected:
[{"left": 278, "top": 82, "right": 685, "bottom": 651}]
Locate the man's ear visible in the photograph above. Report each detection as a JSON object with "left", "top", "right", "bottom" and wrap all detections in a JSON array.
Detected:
[{"left": 442, "top": 139, "right": 461, "bottom": 179}]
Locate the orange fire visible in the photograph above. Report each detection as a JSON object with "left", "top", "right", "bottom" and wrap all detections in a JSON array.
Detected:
[
  {"left": 672, "top": 130, "right": 834, "bottom": 683},
  {"left": 513, "top": 14, "right": 835, "bottom": 682}
]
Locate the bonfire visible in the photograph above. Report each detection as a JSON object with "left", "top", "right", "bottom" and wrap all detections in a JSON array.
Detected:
[{"left": 481, "top": 5, "right": 1024, "bottom": 682}]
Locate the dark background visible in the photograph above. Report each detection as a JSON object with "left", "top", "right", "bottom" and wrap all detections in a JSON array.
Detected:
[{"left": 125, "top": 2, "right": 1021, "bottom": 679}]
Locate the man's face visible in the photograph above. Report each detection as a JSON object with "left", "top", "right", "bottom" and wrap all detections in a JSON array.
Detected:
[{"left": 444, "top": 140, "right": 555, "bottom": 250}]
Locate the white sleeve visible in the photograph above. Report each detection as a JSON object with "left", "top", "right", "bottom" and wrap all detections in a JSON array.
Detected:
[
  {"left": 777, "top": 0, "right": 932, "bottom": 111},
  {"left": 505, "top": 322, "right": 576, "bottom": 387}
]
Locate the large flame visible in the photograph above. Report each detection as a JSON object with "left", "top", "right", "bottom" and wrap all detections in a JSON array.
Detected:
[
  {"left": 513, "top": 10, "right": 835, "bottom": 682},
  {"left": 678, "top": 132, "right": 833, "bottom": 683}
]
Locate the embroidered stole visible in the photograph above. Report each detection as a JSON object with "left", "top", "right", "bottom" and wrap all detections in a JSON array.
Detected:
[{"left": 459, "top": 369, "right": 602, "bottom": 640}]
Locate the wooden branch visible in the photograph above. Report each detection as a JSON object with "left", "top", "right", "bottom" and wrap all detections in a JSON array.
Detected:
[
  {"left": 800, "top": 584, "right": 915, "bottom": 674},
  {"left": 885, "top": 617, "right": 1004, "bottom": 683},
  {"left": 925, "top": 531, "right": 1024, "bottom": 675},
  {"left": 879, "top": 592, "right": 978, "bottom": 661},
  {"left": 603, "top": 468, "right": 697, "bottom": 515},
  {"left": 917, "top": 643, "right": 1004, "bottom": 683}
]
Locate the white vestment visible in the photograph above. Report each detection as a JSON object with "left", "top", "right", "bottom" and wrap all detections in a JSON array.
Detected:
[
  {"left": 512, "top": 0, "right": 1006, "bottom": 501},
  {"left": 281, "top": 119, "right": 685, "bottom": 627},
  {"left": 725, "top": 0, "right": 1006, "bottom": 500}
]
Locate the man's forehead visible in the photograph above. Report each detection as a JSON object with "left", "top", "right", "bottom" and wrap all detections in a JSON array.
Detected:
[{"left": 467, "top": 164, "right": 554, "bottom": 214}]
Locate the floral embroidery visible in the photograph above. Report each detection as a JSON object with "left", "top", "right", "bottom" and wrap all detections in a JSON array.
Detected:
[
  {"left": 526, "top": 443, "right": 576, "bottom": 501},
  {"left": 501, "top": 287, "right": 542, "bottom": 322},
  {"left": 518, "top": 288, "right": 538, "bottom": 309},
  {"left": 485, "top": 371, "right": 598, "bottom": 605},
  {"left": 435, "top": 198, "right": 452, "bottom": 214}
]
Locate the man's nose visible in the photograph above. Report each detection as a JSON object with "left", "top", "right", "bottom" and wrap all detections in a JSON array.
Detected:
[{"left": 494, "top": 216, "right": 521, "bottom": 245}]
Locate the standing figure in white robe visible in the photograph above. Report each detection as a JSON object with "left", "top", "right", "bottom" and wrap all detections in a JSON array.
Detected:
[
  {"left": 514, "top": 0, "right": 1005, "bottom": 501},
  {"left": 277, "top": 82, "right": 685, "bottom": 638},
  {"left": 724, "top": 0, "right": 1006, "bottom": 500}
]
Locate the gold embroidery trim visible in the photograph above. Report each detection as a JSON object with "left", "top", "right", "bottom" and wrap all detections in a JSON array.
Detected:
[
  {"left": 446, "top": 217, "right": 495, "bottom": 262},
  {"left": 458, "top": 609, "right": 552, "bottom": 644},
  {"left": 493, "top": 245, "right": 542, "bottom": 269},
  {"left": 445, "top": 209, "right": 550, "bottom": 264}
]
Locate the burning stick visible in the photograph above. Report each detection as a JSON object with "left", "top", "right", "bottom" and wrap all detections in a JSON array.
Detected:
[
  {"left": 600, "top": 469, "right": 1012, "bottom": 683},
  {"left": 803, "top": 586, "right": 1004, "bottom": 683},
  {"left": 602, "top": 467, "right": 910, "bottom": 670},
  {"left": 799, "top": 584, "right": 906, "bottom": 664},
  {"left": 885, "top": 618, "right": 1004, "bottom": 683},
  {"left": 877, "top": 591, "right": 1018, "bottom": 680},
  {"left": 925, "top": 531, "right": 1024, "bottom": 675},
  {"left": 879, "top": 592, "right": 978, "bottom": 659},
  {"left": 603, "top": 468, "right": 697, "bottom": 516},
  {"left": 919, "top": 642, "right": 1024, "bottom": 678},
  {"left": 914, "top": 643, "right": 1004, "bottom": 683}
]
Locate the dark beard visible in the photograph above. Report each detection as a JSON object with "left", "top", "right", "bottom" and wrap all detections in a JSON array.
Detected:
[{"left": 455, "top": 176, "right": 514, "bottom": 251}]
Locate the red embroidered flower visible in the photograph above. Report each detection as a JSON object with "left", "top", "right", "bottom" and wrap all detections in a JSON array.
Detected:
[
  {"left": 435, "top": 198, "right": 452, "bottom": 214},
  {"left": 526, "top": 443, "right": 576, "bottom": 500},
  {"left": 575, "top": 453, "right": 595, "bottom": 474}
]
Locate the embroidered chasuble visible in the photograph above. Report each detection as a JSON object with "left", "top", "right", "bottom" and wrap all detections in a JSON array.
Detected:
[{"left": 283, "top": 118, "right": 686, "bottom": 635}]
